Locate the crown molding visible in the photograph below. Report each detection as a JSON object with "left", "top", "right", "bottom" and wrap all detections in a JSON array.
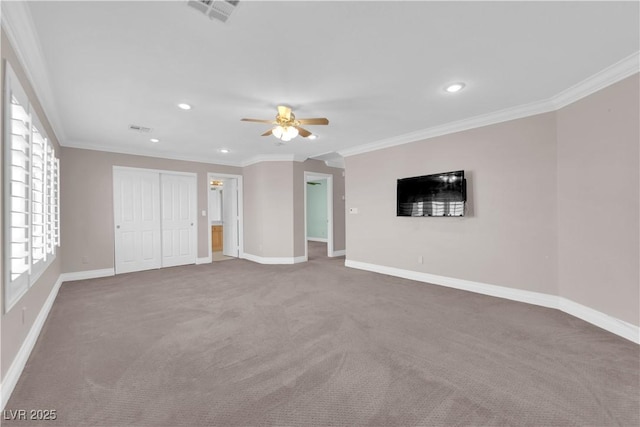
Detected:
[
  {"left": 64, "top": 140, "right": 313, "bottom": 168},
  {"left": 340, "top": 51, "right": 640, "bottom": 158},
  {"left": 63, "top": 140, "right": 243, "bottom": 168},
  {"left": 324, "top": 159, "right": 345, "bottom": 169},
  {"left": 551, "top": 51, "right": 639, "bottom": 109},
  {"left": 240, "top": 154, "right": 305, "bottom": 167},
  {"left": 1, "top": 1, "right": 67, "bottom": 143},
  {"left": 339, "top": 98, "right": 555, "bottom": 157},
  {"left": 309, "top": 150, "right": 346, "bottom": 169}
]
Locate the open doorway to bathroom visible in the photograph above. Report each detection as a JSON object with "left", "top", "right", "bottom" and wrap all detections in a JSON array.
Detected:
[{"left": 208, "top": 173, "right": 244, "bottom": 262}]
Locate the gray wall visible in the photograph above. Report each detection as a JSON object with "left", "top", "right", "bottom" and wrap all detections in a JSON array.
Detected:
[
  {"left": 293, "top": 160, "right": 346, "bottom": 257},
  {"left": 61, "top": 148, "right": 241, "bottom": 272},
  {"left": 62, "top": 151, "right": 347, "bottom": 267},
  {"left": 344, "top": 74, "right": 639, "bottom": 327},
  {"left": 557, "top": 75, "right": 639, "bottom": 325},
  {"left": 242, "top": 159, "right": 346, "bottom": 259},
  {"left": 1, "top": 29, "right": 63, "bottom": 381},
  {"left": 345, "top": 113, "right": 558, "bottom": 294},
  {"left": 242, "top": 161, "right": 295, "bottom": 258}
]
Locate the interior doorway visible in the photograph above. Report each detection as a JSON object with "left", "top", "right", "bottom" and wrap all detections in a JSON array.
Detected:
[
  {"left": 207, "top": 173, "right": 243, "bottom": 262},
  {"left": 304, "top": 172, "right": 334, "bottom": 260}
]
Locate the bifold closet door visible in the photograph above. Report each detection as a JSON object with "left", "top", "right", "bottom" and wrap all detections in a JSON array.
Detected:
[
  {"left": 113, "top": 169, "right": 162, "bottom": 274},
  {"left": 161, "top": 173, "right": 197, "bottom": 267}
]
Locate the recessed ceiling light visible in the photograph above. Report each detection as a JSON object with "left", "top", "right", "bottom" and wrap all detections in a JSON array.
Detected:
[
  {"left": 150, "top": 138, "right": 160, "bottom": 143},
  {"left": 308, "top": 135, "right": 317, "bottom": 140},
  {"left": 177, "top": 103, "right": 192, "bottom": 110},
  {"left": 445, "top": 83, "right": 466, "bottom": 93},
  {"left": 219, "top": 148, "right": 229, "bottom": 154}
]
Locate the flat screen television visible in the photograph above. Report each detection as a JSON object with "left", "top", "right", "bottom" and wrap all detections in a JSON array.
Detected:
[{"left": 397, "top": 170, "right": 466, "bottom": 217}]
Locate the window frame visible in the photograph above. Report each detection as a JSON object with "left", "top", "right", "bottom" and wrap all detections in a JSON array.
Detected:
[{"left": 3, "top": 62, "right": 60, "bottom": 313}]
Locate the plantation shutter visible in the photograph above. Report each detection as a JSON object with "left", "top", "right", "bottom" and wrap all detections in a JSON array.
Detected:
[
  {"left": 5, "top": 70, "right": 32, "bottom": 307},
  {"left": 31, "top": 118, "right": 47, "bottom": 274},
  {"left": 4, "top": 64, "right": 61, "bottom": 312}
]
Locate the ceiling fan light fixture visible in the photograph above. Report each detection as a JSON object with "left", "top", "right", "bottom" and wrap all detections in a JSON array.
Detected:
[
  {"left": 285, "top": 126, "right": 299, "bottom": 139},
  {"left": 241, "top": 106, "right": 328, "bottom": 141},
  {"left": 272, "top": 125, "right": 284, "bottom": 139},
  {"left": 272, "top": 125, "right": 299, "bottom": 141}
]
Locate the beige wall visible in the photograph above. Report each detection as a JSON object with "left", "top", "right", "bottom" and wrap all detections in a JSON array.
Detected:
[
  {"left": 556, "top": 75, "right": 639, "bottom": 326},
  {"left": 61, "top": 148, "right": 241, "bottom": 273},
  {"left": 243, "top": 161, "right": 295, "bottom": 257},
  {"left": 243, "top": 160, "right": 345, "bottom": 258},
  {"left": 241, "top": 163, "right": 263, "bottom": 256},
  {"left": 242, "top": 159, "right": 346, "bottom": 259},
  {"left": 1, "top": 29, "right": 63, "bottom": 381},
  {"left": 345, "top": 74, "right": 640, "bottom": 327},
  {"left": 345, "top": 113, "right": 559, "bottom": 294},
  {"left": 293, "top": 160, "right": 346, "bottom": 257},
  {"left": 62, "top": 151, "right": 345, "bottom": 267}
]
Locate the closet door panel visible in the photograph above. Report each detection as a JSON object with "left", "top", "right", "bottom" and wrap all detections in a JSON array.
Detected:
[
  {"left": 114, "top": 169, "right": 161, "bottom": 274},
  {"left": 161, "top": 174, "right": 197, "bottom": 267}
]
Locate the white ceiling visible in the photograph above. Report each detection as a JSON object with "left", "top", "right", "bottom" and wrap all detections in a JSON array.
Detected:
[{"left": 15, "top": 1, "right": 640, "bottom": 166}]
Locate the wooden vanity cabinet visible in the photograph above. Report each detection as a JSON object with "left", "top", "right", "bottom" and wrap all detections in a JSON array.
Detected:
[{"left": 212, "top": 225, "right": 223, "bottom": 252}]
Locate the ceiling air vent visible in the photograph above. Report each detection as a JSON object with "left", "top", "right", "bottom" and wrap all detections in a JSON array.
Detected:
[
  {"left": 187, "top": 0, "right": 240, "bottom": 23},
  {"left": 129, "top": 125, "right": 152, "bottom": 133}
]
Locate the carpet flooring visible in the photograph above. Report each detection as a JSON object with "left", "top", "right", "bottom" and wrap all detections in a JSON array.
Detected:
[{"left": 4, "top": 242, "right": 639, "bottom": 426}]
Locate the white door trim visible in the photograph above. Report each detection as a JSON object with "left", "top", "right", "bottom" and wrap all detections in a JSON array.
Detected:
[
  {"left": 304, "top": 171, "right": 334, "bottom": 259},
  {"left": 207, "top": 172, "right": 244, "bottom": 260}
]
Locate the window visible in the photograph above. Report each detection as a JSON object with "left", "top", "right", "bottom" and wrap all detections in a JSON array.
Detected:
[{"left": 4, "top": 63, "right": 60, "bottom": 312}]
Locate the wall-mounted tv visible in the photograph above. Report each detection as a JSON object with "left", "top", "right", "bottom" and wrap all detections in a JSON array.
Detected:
[{"left": 397, "top": 170, "right": 466, "bottom": 217}]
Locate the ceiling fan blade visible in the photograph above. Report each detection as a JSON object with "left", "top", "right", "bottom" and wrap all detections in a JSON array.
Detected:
[
  {"left": 277, "top": 105, "right": 292, "bottom": 120},
  {"left": 261, "top": 129, "right": 273, "bottom": 136},
  {"left": 296, "top": 118, "right": 329, "bottom": 125},
  {"left": 295, "top": 126, "right": 312, "bottom": 137},
  {"left": 241, "top": 118, "right": 275, "bottom": 124}
]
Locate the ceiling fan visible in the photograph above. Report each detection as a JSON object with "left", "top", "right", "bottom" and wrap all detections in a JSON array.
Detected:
[{"left": 241, "top": 105, "right": 329, "bottom": 142}]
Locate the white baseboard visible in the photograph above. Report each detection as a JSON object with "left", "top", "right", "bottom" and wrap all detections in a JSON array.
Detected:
[
  {"left": 345, "top": 260, "right": 639, "bottom": 344},
  {"left": 330, "top": 249, "right": 346, "bottom": 257},
  {"left": 307, "top": 237, "right": 328, "bottom": 243},
  {"left": 242, "top": 253, "right": 307, "bottom": 265},
  {"left": 1, "top": 276, "right": 64, "bottom": 411},
  {"left": 558, "top": 297, "right": 639, "bottom": 344},
  {"left": 59, "top": 268, "right": 115, "bottom": 282},
  {"left": 196, "top": 256, "right": 212, "bottom": 265}
]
